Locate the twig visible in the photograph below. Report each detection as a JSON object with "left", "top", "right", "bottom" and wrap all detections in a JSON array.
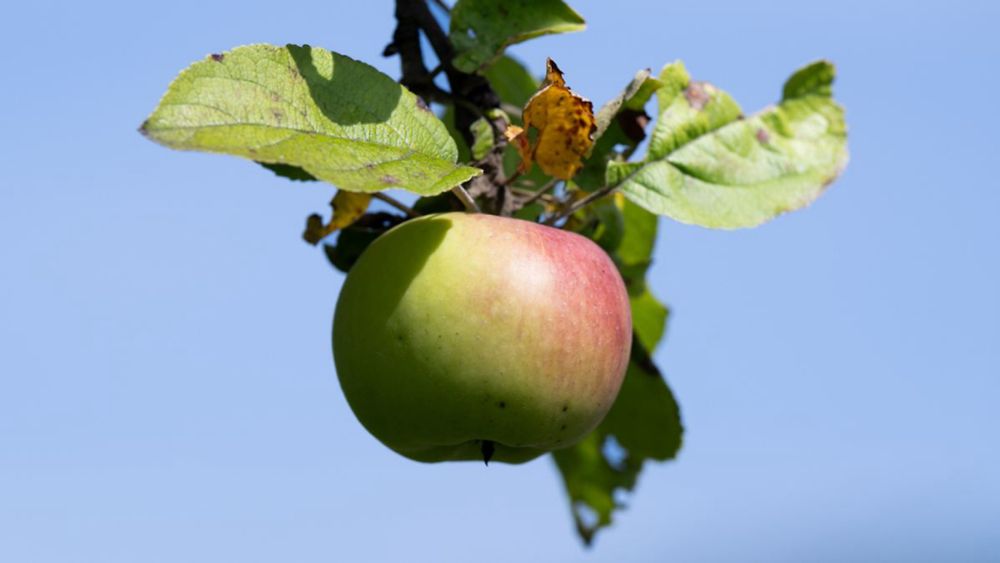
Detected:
[
  {"left": 502, "top": 171, "right": 522, "bottom": 187},
  {"left": 388, "top": 0, "right": 507, "bottom": 214},
  {"left": 520, "top": 179, "right": 559, "bottom": 206},
  {"left": 510, "top": 187, "right": 556, "bottom": 203},
  {"left": 429, "top": 0, "right": 451, "bottom": 13},
  {"left": 544, "top": 184, "right": 619, "bottom": 226},
  {"left": 451, "top": 185, "right": 481, "bottom": 213},
  {"left": 405, "top": 0, "right": 500, "bottom": 146},
  {"left": 373, "top": 192, "right": 420, "bottom": 217}
]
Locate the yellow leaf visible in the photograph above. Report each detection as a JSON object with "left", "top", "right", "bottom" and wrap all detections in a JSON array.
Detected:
[
  {"left": 508, "top": 58, "right": 596, "bottom": 180},
  {"left": 303, "top": 190, "right": 372, "bottom": 245}
]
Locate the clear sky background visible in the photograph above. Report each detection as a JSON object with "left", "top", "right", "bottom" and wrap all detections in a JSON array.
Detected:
[{"left": 1, "top": 1, "right": 998, "bottom": 561}]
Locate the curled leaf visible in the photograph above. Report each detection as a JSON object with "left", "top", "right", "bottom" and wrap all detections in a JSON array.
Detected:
[
  {"left": 303, "top": 190, "right": 373, "bottom": 245},
  {"left": 507, "top": 59, "right": 596, "bottom": 180},
  {"left": 614, "top": 60, "right": 848, "bottom": 229}
]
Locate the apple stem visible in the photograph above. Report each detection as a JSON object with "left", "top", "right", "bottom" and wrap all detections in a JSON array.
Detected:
[
  {"left": 481, "top": 440, "right": 495, "bottom": 465},
  {"left": 451, "top": 185, "right": 481, "bottom": 213},
  {"left": 372, "top": 192, "right": 420, "bottom": 217}
]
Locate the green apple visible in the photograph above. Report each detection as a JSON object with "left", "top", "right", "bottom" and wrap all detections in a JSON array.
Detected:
[{"left": 333, "top": 212, "right": 632, "bottom": 463}]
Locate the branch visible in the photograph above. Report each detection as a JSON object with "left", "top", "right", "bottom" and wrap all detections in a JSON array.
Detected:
[
  {"left": 387, "top": 0, "right": 509, "bottom": 215},
  {"left": 373, "top": 192, "right": 420, "bottom": 217},
  {"left": 385, "top": 0, "right": 447, "bottom": 104},
  {"left": 545, "top": 184, "right": 619, "bottom": 226},
  {"left": 519, "top": 179, "right": 559, "bottom": 207},
  {"left": 451, "top": 185, "right": 481, "bottom": 213}
]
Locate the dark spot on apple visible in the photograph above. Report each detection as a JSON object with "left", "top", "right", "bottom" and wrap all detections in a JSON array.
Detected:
[
  {"left": 560, "top": 424, "right": 567, "bottom": 431},
  {"left": 210, "top": 53, "right": 224, "bottom": 62},
  {"left": 562, "top": 404, "right": 569, "bottom": 412},
  {"left": 498, "top": 401, "right": 506, "bottom": 409}
]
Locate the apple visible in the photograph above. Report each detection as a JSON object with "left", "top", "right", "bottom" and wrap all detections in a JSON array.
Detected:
[{"left": 332, "top": 212, "right": 631, "bottom": 463}]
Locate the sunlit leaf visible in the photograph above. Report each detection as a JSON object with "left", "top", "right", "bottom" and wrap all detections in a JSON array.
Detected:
[
  {"left": 450, "top": 0, "right": 585, "bottom": 73},
  {"left": 506, "top": 59, "right": 595, "bottom": 180},
  {"left": 646, "top": 63, "right": 743, "bottom": 161},
  {"left": 612, "top": 60, "right": 848, "bottom": 228},
  {"left": 141, "top": 44, "right": 481, "bottom": 195}
]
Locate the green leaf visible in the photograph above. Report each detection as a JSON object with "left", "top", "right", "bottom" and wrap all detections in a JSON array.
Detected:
[
  {"left": 614, "top": 60, "right": 848, "bottom": 228},
  {"left": 484, "top": 55, "right": 539, "bottom": 110},
  {"left": 553, "top": 197, "right": 681, "bottom": 545},
  {"left": 141, "top": 44, "right": 482, "bottom": 195},
  {"left": 565, "top": 196, "right": 624, "bottom": 253},
  {"left": 617, "top": 196, "right": 658, "bottom": 271},
  {"left": 602, "top": 359, "right": 682, "bottom": 463},
  {"left": 630, "top": 287, "right": 668, "bottom": 353},
  {"left": 646, "top": 64, "right": 743, "bottom": 161},
  {"left": 576, "top": 70, "right": 661, "bottom": 190},
  {"left": 440, "top": 106, "right": 472, "bottom": 164},
  {"left": 552, "top": 358, "right": 682, "bottom": 545},
  {"left": 323, "top": 212, "right": 405, "bottom": 273},
  {"left": 783, "top": 60, "right": 836, "bottom": 99},
  {"left": 450, "top": 0, "right": 585, "bottom": 73},
  {"left": 469, "top": 117, "right": 495, "bottom": 160},
  {"left": 552, "top": 431, "right": 638, "bottom": 545},
  {"left": 592, "top": 69, "right": 661, "bottom": 143}
]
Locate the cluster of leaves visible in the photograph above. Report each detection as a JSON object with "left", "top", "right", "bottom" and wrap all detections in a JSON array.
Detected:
[{"left": 140, "top": 0, "right": 847, "bottom": 545}]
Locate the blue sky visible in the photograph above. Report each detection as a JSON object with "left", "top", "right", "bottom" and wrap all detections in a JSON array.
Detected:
[{"left": 1, "top": 1, "right": 998, "bottom": 561}]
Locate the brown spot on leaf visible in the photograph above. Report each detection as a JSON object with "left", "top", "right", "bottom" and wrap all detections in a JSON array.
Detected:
[
  {"left": 512, "top": 58, "right": 596, "bottom": 179},
  {"left": 684, "top": 82, "right": 711, "bottom": 110},
  {"left": 756, "top": 128, "right": 771, "bottom": 144},
  {"left": 380, "top": 175, "right": 400, "bottom": 185}
]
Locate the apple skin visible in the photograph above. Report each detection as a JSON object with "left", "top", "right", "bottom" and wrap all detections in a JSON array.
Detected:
[{"left": 333, "top": 212, "right": 631, "bottom": 463}]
